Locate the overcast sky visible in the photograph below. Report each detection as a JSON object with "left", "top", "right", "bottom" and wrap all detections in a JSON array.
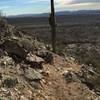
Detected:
[{"left": 0, "top": 0, "right": 100, "bottom": 16}]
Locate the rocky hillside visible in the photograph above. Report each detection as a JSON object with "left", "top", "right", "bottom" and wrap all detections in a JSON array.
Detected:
[{"left": 0, "top": 17, "right": 100, "bottom": 100}]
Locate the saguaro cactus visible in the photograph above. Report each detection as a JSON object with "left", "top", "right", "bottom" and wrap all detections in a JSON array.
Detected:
[{"left": 49, "top": 0, "right": 56, "bottom": 53}]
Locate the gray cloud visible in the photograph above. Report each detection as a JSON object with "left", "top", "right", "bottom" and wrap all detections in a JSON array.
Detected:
[{"left": 71, "top": 0, "right": 100, "bottom": 4}]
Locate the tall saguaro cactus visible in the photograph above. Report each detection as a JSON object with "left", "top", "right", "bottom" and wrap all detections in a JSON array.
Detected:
[{"left": 50, "top": 0, "right": 56, "bottom": 53}]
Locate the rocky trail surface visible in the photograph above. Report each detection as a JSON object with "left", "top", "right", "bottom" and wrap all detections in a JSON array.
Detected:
[{"left": 0, "top": 17, "right": 100, "bottom": 100}]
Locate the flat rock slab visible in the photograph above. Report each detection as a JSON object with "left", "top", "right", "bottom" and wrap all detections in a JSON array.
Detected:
[
  {"left": 24, "top": 67, "right": 43, "bottom": 81},
  {"left": 26, "top": 53, "right": 44, "bottom": 63}
]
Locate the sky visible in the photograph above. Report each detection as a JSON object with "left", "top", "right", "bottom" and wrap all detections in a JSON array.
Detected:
[{"left": 0, "top": 0, "right": 100, "bottom": 16}]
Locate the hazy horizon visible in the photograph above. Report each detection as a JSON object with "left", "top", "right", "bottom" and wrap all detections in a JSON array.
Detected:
[{"left": 0, "top": 0, "right": 100, "bottom": 16}]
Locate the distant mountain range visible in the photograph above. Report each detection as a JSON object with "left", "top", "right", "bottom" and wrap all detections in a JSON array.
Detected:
[{"left": 7, "top": 10, "right": 100, "bottom": 18}]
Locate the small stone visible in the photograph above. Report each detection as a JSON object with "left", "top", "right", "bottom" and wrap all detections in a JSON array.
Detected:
[
  {"left": 42, "top": 71, "right": 49, "bottom": 77},
  {"left": 20, "top": 95, "right": 28, "bottom": 100},
  {"left": 8, "top": 96, "right": 15, "bottom": 100},
  {"left": 1, "top": 88, "right": 11, "bottom": 96},
  {"left": 41, "top": 79, "right": 46, "bottom": 84},
  {"left": 1, "top": 88, "right": 8, "bottom": 92},
  {"left": 23, "top": 90, "right": 32, "bottom": 99},
  {"left": 63, "top": 71, "right": 80, "bottom": 83},
  {"left": 0, "top": 73, "right": 2, "bottom": 80},
  {"left": 31, "top": 81, "right": 40, "bottom": 89}
]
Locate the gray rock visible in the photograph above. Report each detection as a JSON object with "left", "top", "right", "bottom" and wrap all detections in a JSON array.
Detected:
[
  {"left": 63, "top": 71, "right": 80, "bottom": 83},
  {"left": 37, "top": 51, "right": 53, "bottom": 64},
  {"left": 24, "top": 67, "right": 43, "bottom": 81},
  {"left": 8, "top": 96, "right": 15, "bottom": 100},
  {"left": 26, "top": 53, "right": 44, "bottom": 69},
  {"left": 2, "top": 77, "right": 18, "bottom": 88},
  {"left": 2, "top": 39, "right": 27, "bottom": 59},
  {"left": 26, "top": 53, "right": 44, "bottom": 63},
  {"left": 20, "top": 95, "right": 28, "bottom": 100},
  {"left": 30, "top": 81, "right": 40, "bottom": 89}
]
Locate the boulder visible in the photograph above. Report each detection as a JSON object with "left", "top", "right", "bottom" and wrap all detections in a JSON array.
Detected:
[
  {"left": 1, "top": 39, "right": 27, "bottom": 59},
  {"left": 0, "top": 35, "right": 35, "bottom": 60},
  {"left": 24, "top": 67, "right": 43, "bottom": 81},
  {"left": 37, "top": 51, "right": 53, "bottom": 64},
  {"left": 26, "top": 53, "right": 44, "bottom": 69},
  {"left": 26, "top": 53, "right": 44, "bottom": 63}
]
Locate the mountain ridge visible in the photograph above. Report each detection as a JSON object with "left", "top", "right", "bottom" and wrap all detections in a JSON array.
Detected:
[{"left": 7, "top": 10, "right": 100, "bottom": 18}]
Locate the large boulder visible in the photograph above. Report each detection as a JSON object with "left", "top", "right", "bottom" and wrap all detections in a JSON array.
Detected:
[
  {"left": 1, "top": 36, "right": 34, "bottom": 60},
  {"left": 2, "top": 39, "right": 27, "bottom": 59}
]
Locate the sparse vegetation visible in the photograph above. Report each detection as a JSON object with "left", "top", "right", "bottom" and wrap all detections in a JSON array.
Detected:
[
  {"left": 0, "top": 13, "right": 100, "bottom": 99},
  {"left": 0, "top": 14, "right": 7, "bottom": 28}
]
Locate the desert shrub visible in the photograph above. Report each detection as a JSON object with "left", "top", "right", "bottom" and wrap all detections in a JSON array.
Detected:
[
  {"left": 91, "top": 60, "right": 100, "bottom": 70},
  {"left": 78, "top": 54, "right": 100, "bottom": 70},
  {"left": 69, "top": 45, "right": 100, "bottom": 71},
  {"left": 92, "top": 76, "right": 100, "bottom": 92},
  {"left": 0, "top": 11, "right": 7, "bottom": 28}
]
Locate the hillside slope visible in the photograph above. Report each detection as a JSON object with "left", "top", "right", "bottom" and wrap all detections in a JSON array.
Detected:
[{"left": 0, "top": 18, "right": 100, "bottom": 100}]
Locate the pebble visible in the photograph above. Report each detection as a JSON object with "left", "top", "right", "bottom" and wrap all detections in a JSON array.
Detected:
[{"left": 20, "top": 95, "right": 28, "bottom": 100}]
